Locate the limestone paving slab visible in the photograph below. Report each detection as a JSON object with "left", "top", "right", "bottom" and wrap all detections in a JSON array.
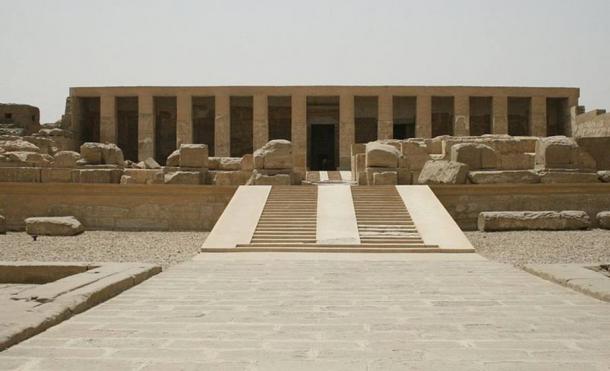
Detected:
[
  {"left": 523, "top": 263, "right": 610, "bottom": 302},
  {"left": 0, "top": 253, "right": 608, "bottom": 370}
]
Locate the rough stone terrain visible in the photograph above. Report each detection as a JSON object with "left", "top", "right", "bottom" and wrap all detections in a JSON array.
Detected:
[
  {"left": 466, "top": 229, "right": 610, "bottom": 265},
  {"left": 0, "top": 253, "right": 607, "bottom": 370},
  {"left": 0, "top": 232, "right": 207, "bottom": 268}
]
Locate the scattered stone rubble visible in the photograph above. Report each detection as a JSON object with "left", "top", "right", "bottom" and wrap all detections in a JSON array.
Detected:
[{"left": 351, "top": 134, "right": 610, "bottom": 185}]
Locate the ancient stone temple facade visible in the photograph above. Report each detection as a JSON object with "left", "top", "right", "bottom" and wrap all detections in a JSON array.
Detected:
[{"left": 69, "top": 86, "right": 579, "bottom": 171}]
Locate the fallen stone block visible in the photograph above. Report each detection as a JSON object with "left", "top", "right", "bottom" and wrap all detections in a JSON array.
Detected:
[
  {"left": 164, "top": 171, "right": 201, "bottom": 185},
  {"left": 366, "top": 142, "right": 401, "bottom": 168},
  {"left": 254, "top": 139, "right": 293, "bottom": 169},
  {"left": 53, "top": 151, "right": 80, "bottom": 168},
  {"left": 25, "top": 216, "right": 84, "bottom": 236},
  {"left": 179, "top": 144, "right": 208, "bottom": 168},
  {"left": 598, "top": 170, "right": 610, "bottom": 183},
  {"left": 418, "top": 160, "right": 469, "bottom": 184},
  {"left": 166, "top": 149, "right": 180, "bottom": 167},
  {"left": 2, "top": 151, "right": 49, "bottom": 167},
  {"left": 373, "top": 171, "right": 397, "bottom": 185},
  {"left": 450, "top": 143, "right": 498, "bottom": 170},
  {"left": 538, "top": 171, "right": 601, "bottom": 183},
  {"left": 250, "top": 172, "right": 291, "bottom": 185},
  {"left": 478, "top": 211, "right": 590, "bottom": 231},
  {"left": 138, "top": 157, "right": 161, "bottom": 170},
  {"left": 80, "top": 142, "right": 103, "bottom": 164},
  {"left": 468, "top": 170, "right": 540, "bottom": 184},
  {"left": 240, "top": 154, "right": 253, "bottom": 171},
  {"left": 0, "top": 139, "right": 40, "bottom": 153},
  {"left": 122, "top": 169, "right": 164, "bottom": 184},
  {"left": 208, "top": 157, "right": 241, "bottom": 171},
  {"left": 597, "top": 211, "right": 610, "bottom": 229}
]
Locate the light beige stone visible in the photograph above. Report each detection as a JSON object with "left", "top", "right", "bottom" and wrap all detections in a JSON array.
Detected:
[
  {"left": 3, "top": 152, "right": 48, "bottom": 167},
  {"left": 179, "top": 144, "right": 208, "bottom": 168},
  {"left": 164, "top": 171, "right": 201, "bottom": 185},
  {"left": 77, "top": 169, "right": 122, "bottom": 184},
  {"left": 598, "top": 170, "right": 610, "bottom": 182},
  {"left": 40, "top": 168, "right": 74, "bottom": 183},
  {"left": 80, "top": 142, "right": 103, "bottom": 164},
  {"left": 400, "top": 142, "right": 430, "bottom": 171},
  {"left": 468, "top": 170, "right": 540, "bottom": 184},
  {"left": 139, "top": 157, "right": 161, "bottom": 169},
  {"left": 365, "top": 142, "right": 401, "bottom": 168},
  {"left": 212, "top": 171, "right": 250, "bottom": 186},
  {"left": 538, "top": 171, "right": 600, "bottom": 183},
  {"left": 25, "top": 216, "right": 84, "bottom": 236},
  {"left": 240, "top": 154, "right": 253, "bottom": 171},
  {"left": 123, "top": 169, "right": 164, "bottom": 184},
  {"left": 165, "top": 149, "right": 180, "bottom": 167},
  {"left": 478, "top": 211, "right": 590, "bottom": 231},
  {"left": 101, "top": 143, "right": 124, "bottom": 166},
  {"left": 254, "top": 139, "right": 293, "bottom": 169},
  {"left": 120, "top": 175, "right": 135, "bottom": 184},
  {"left": 0, "top": 167, "right": 41, "bottom": 182},
  {"left": 249, "top": 170, "right": 291, "bottom": 185},
  {"left": 450, "top": 143, "right": 497, "bottom": 170},
  {"left": 0, "top": 139, "right": 40, "bottom": 153},
  {"left": 217, "top": 157, "right": 241, "bottom": 171},
  {"left": 53, "top": 151, "right": 80, "bottom": 168},
  {"left": 418, "top": 160, "right": 469, "bottom": 184},
  {"left": 535, "top": 136, "right": 596, "bottom": 170},
  {"left": 373, "top": 171, "right": 397, "bottom": 185}
]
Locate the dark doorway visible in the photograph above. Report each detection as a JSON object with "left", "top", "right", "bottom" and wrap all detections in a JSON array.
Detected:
[{"left": 310, "top": 124, "right": 336, "bottom": 170}]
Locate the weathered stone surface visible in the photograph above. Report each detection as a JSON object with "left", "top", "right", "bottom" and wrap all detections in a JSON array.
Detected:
[
  {"left": 0, "top": 214, "right": 5, "bottom": 234},
  {"left": 0, "top": 139, "right": 40, "bottom": 153},
  {"left": 80, "top": 142, "right": 103, "bottom": 164},
  {"left": 399, "top": 142, "right": 430, "bottom": 171},
  {"left": 164, "top": 171, "right": 201, "bottom": 185},
  {"left": 365, "top": 142, "right": 401, "bottom": 168},
  {"left": 53, "top": 151, "right": 80, "bottom": 168},
  {"left": 251, "top": 172, "right": 291, "bottom": 185},
  {"left": 76, "top": 169, "right": 122, "bottom": 184},
  {"left": 25, "top": 216, "right": 84, "bottom": 236},
  {"left": 0, "top": 167, "right": 41, "bottom": 182},
  {"left": 577, "top": 137, "right": 610, "bottom": 170},
  {"left": 598, "top": 170, "right": 610, "bottom": 182},
  {"left": 179, "top": 144, "right": 208, "bottom": 168},
  {"left": 138, "top": 157, "right": 161, "bottom": 170},
  {"left": 214, "top": 157, "right": 241, "bottom": 171},
  {"left": 468, "top": 170, "right": 540, "bottom": 184},
  {"left": 212, "top": 171, "right": 250, "bottom": 186},
  {"left": 373, "top": 171, "right": 397, "bottom": 185},
  {"left": 478, "top": 211, "right": 591, "bottom": 231},
  {"left": 101, "top": 143, "right": 124, "bottom": 166},
  {"left": 418, "top": 160, "right": 469, "bottom": 184},
  {"left": 80, "top": 143, "right": 124, "bottom": 166},
  {"left": 120, "top": 175, "right": 135, "bottom": 184},
  {"left": 597, "top": 211, "right": 610, "bottom": 229},
  {"left": 123, "top": 169, "right": 164, "bottom": 184},
  {"left": 497, "top": 152, "right": 535, "bottom": 170},
  {"left": 40, "top": 168, "right": 73, "bottom": 183},
  {"left": 450, "top": 143, "right": 498, "bottom": 170},
  {"left": 538, "top": 171, "right": 601, "bottom": 183},
  {"left": 165, "top": 149, "right": 180, "bottom": 167},
  {"left": 254, "top": 140, "right": 293, "bottom": 169},
  {"left": 240, "top": 154, "right": 253, "bottom": 171},
  {"left": 535, "top": 136, "right": 596, "bottom": 170},
  {"left": 2, "top": 152, "right": 49, "bottom": 167}
]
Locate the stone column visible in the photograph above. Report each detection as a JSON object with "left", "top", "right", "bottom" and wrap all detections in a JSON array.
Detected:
[
  {"left": 176, "top": 94, "right": 193, "bottom": 148},
  {"left": 215, "top": 94, "right": 230, "bottom": 156},
  {"left": 378, "top": 94, "right": 393, "bottom": 140},
  {"left": 453, "top": 95, "right": 470, "bottom": 136},
  {"left": 415, "top": 95, "right": 432, "bottom": 138},
  {"left": 138, "top": 95, "right": 154, "bottom": 161},
  {"left": 567, "top": 95, "right": 579, "bottom": 136},
  {"left": 100, "top": 95, "right": 117, "bottom": 144},
  {"left": 70, "top": 96, "right": 81, "bottom": 149},
  {"left": 291, "top": 94, "right": 307, "bottom": 174},
  {"left": 339, "top": 94, "right": 355, "bottom": 169},
  {"left": 492, "top": 96, "right": 508, "bottom": 134},
  {"left": 253, "top": 94, "right": 268, "bottom": 151},
  {"left": 530, "top": 96, "right": 547, "bottom": 137}
]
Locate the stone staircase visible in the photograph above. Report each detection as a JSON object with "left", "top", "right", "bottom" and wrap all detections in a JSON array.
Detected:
[
  {"left": 351, "top": 186, "right": 426, "bottom": 248},
  {"left": 238, "top": 186, "right": 318, "bottom": 248}
]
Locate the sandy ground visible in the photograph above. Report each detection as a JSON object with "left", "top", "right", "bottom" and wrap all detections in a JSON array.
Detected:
[
  {"left": 466, "top": 229, "right": 610, "bottom": 266},
  {"left": 0, "top": 231, "right": 208, "bottom": 268},
  {"left": 1, "top": 230, "right": 608, "bottom": 268}
]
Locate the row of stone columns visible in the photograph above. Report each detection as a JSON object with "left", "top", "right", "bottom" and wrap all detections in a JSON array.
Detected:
[{"left": 97, "top": 94, "right": 552, "bottom": 164}]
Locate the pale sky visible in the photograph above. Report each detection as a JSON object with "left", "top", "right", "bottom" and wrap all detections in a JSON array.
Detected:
[{"left": 1, "top": 0, "right": 609, "bottom": 123}]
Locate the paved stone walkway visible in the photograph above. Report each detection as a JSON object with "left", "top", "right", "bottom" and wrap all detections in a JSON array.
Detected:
[{"left": 1, "top": 253, "right": 608, "bottom": 370}]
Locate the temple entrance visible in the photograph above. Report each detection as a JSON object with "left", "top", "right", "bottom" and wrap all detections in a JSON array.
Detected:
[{"left": 309, "top": 124, "right": 336, "bottom": 170}]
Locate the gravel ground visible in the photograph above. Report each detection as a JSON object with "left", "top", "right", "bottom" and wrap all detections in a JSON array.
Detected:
[
  {"left": 0, "top": 231, "right": 208, "bottom": 268},
  {"left": 466, "top": 229, "right": 610, "bottom": 266}
]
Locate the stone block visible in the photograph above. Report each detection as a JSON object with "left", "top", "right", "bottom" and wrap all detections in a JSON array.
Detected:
[
  {"left": 468, "top": 170, "right": 540, "bottom": 184},
  {"left": 77, "top": 169, "right": 122, "bottom": 184},
  {"left": 397, "top": 168, "right": 412, "bottom": 185},
  {"left": 164, "top": 171, "right": 201, "bottom": 185},
  {"left": 250, "top": 171, "right": 291, "bottom": 185},
  {"left": 212, "top": 171, "right": 250, "bottom": 186},
  {"left": 254, "top": 139, "right": 292, "bottom": 169},
  {"left": 538, "top": 171, "right": 601, "bottom": 183},
  {"left": 399, "top": 142, "right": 430, "bottom": 171},
  {"left": 80, "top": 142, "right": 103, "bottom": 164},
  {"left": 53, "top": 151, "right": 80, "bottom": 168},
  {"left": 450, "top": 143, "right": 497, "bottom": 170},
  {"left": 2, "top": 151, "right": 49, "bottom": 167},
  {"left": 365, "top": 142, "right": 401, "bottom": 168},
  {"left": 166, "top": 149, "right": 180, "bottom": 167},
  {"left": 597, "top": 211, "right": 610, "bottom": 229},
  {"left": 497, "top": 153, "right": 535, "bottom": 170},
  {"left": 0, "top": 139, "right": 40, "bottom": 153},
  {"left": 101, "top": 143, "right": 124, "bottom": 166},
  {"left": 123, "top": 169, "right": 164, "bottom": 184},
  {"left": 351, "top": 143, "right": 366, "bottom": 156},
  {"left": 137, "top": 157, "right": 161, "bottom": 169},
  {"left": 478, "top": 211, "right": 590, "bottom": 231},
  {"left": 365, "top": 167, "right": 396, "bottom": 186},
  {"left": 217, "top": 157, "right": 241, "bottom": 170},
  {"left": 179, "top": 144, "right": 209, "bottom": 168},
  {"left": 25, "top": 216, "right": 85, "bottom": 236},
  {"left": 577, "top": 137, "right": 610, "bottom": 170},
  {"left": 418, "top": 160, "right": 469, "bottom": 184},
  {"left": 40, "top": 168, "right": 74, "bottom": 183},
  {"left": 240, "top": 154, "right": 253, "bottom": 171},
  {"left": 0, "top": 215, "right": 5, "bottom": 234},
  {"left": 598, "top": 170, "right": 610, "bottom": 182},
  {"left": 373, "top": 171, "right": 397, "bottom": 185},
  {"left": 0, "top": 167, "right": 41, "bottom": 182}
]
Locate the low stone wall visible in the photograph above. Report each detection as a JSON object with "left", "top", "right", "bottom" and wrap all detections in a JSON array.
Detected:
[
  {"left": 0, "top": 183, "right": 236, "bottom": 231},
  {"left": 432, "top": 184, "right": 610, "bottom": 230}
]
